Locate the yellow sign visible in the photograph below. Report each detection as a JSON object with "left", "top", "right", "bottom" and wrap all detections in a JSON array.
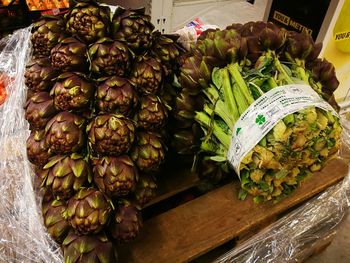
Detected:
[
  {"left": 273, "top": 11, "right": 290, "bottom": 26},
  {"left": 322, "top": 0, "right": 350, "bottom": 102}
]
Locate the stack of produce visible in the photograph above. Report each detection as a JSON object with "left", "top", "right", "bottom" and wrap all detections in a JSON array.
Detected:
[
  {"left": 24, "top": 1, "right": 182, "bottom": 261},
  {"left": 176, "top": 22, "right": 342, "bottom": 202}
]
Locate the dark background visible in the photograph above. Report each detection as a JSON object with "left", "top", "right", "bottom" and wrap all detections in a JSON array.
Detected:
[{"left": 268, "top": 0, "right": 331, "bottom": 40}]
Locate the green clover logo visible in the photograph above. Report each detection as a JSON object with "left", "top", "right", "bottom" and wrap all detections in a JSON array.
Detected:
[
  {"left": 256, "top": 114, "right": 266, "bottom": 125},
  {"left": 236, "top": 127, "right": 241, "bottom": 135}
]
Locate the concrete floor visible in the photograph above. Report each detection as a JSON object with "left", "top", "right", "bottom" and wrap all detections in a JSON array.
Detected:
[{"left": 307, "top": 213, "right": 350, "bottom": 263}]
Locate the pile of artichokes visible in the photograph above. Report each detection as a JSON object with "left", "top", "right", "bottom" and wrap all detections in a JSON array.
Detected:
[
  {"left": 25, "top": 1, "right": 182, "bottom": 262},
  {"left": 174, "top": 22, "right": 342, "bottom": 202}
]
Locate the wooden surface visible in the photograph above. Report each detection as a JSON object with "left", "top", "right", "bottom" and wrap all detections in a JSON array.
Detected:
[
  {"left": 145, "top": 169, "right": 199, "bottom": 207},
  {"left": 119, "top": 157, "right": 348, "bottom": 263}
]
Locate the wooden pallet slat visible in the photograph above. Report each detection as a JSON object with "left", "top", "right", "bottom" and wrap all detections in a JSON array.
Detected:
[{"left": 119, "top": 157, "right": 348, "bottom": 263}]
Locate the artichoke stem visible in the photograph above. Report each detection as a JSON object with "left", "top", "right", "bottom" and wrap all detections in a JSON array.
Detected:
[
  {"left": 201, "top": 139, "right": 227, "bottom": 157},
  {"left": 204, "top": 87, "right": 236, "bottom": 131},
  {"left": 233, "top": 83, "right": 250, "bottom": 115},
  {"left": 268, "top": 50, "right": 294, "bottom": 84},
  {"left": 249, "top": 82, "right": 264, "bottom": 99},
  {"left": 220, "top": 68, "right": 240, "bottom": 122},
  {"left": 215, "top": 100, "right": 236, "bottom": 128},
  {"left": 203, "top": 84, "right": 220, "bottom": 105},
  {"left": 228, "top": 63, "right": 255, "bottom": 105},
  {"left": 296, "top": 67, "right": 310, "bottom": 85},
  {"left": 267, "top": 77, "right": 278, "bottom": 89},
  {"left": 195, "top": 111, "right": 231, "bottom": 150}
]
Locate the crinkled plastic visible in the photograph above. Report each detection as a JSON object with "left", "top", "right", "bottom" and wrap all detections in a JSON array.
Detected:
[
  {"left": 214, "top": 111, "right": 350, "bottom": 262},
  {"left": 0, "top": 28, "right": 63, "bottom": 262},
  {"left": 175, "top": 18, "right": 218, "bottom": 51}
]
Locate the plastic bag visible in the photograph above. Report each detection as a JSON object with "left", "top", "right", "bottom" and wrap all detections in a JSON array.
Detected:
[
  {"left": 0, "top": 28, "right": 63, "bottom": 262},
  {"left": 214, "top": 110, "right": 350, "bottom": 262},
  {"left": 175, "top": 18, "right": 218, "bottom": 51}
]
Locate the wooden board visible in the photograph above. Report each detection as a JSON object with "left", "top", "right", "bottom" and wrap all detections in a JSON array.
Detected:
[
  {"left": 145, "top": 169, "right": 199, "bottom": 208},
  {"left": 119, "top": 157, "right": 348, "bottom": 263}
]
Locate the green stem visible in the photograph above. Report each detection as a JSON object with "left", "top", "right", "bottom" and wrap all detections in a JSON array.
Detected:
[
  {"left": 220, "top": 68, "right": 240, "bottom": 122},
  {"left": 274, "top": 58, "right": 294, "bottom": 84},
  {"left": 203, "top": 85, "right": 236, "bottom": 130},
  {"left": 267, "top": 50, "right": 294, "bottom": 85},
  {"left": 233, "top": 83, "right": 250, "bottom": 115},
  {"left": 267, "top": 77, "right": 278, "bottom": 89},
  {"left": 195, "top": 111, "right": 231, "bottom": 149},
  {"left": 201, "top": 139, "right": 227, "bottom": 157},
  {"left": 203, "top": 104, "right": 214, "bottom": 116},
  {"left": 203, "top": 84, "right": 220, "bottom": 104},
  {"left": 249, "top": 82, "right": 264, "bottom": 99},
  {"left": 215, "top": 100, "right": 236, "bottom": 128},
  {"left": 295, "top": 58, "right": 310, "bottom": 84},
  {"left": 228, "top": 63, "right": 255, "bottom": 105}
]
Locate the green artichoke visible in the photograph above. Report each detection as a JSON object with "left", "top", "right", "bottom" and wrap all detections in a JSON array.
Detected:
[
  {"left": 87, "top": 114, "right": 135, "bottom": 156},
  {"left": 284, "top": 31, "right": 322, "bottom": 63},
  {"left": 26, "top": 130, "right": 51, "bottom": 167},
  {"left": 93, "top": 155, "right": 138, "bottom": 197},
  {"left": 66, "top": 187, "right": 112, "bottom": 234},
  {"left": 43, "top": 154, "right": 91, "bottom": 199},
  {"left": 42, "top": 187, "right": 55, "bottom": 203},
  {"left": 130, "top": 56, "right": 163, "bottom": 94},
  {"left": 26, "top": 89, "right": 36, "bottom": 102},
  {"left": 110, "top": 200, "right": 142, "bottom": 243},
  {"left": 62, "top": 231, "right": 118, "bottom": 263},
  {"left": 51, "top": 37, "right": 88, "bottom": 72},
  {"left": 239, "top": 21, "right": 287, "bottom": 62},
  {"left": 24, "top": 92, "right": 58, "bottom": 130},
  {"left": 151, "top": 32, "right": 181, "bottom": 76},
  {"left": 178, "top": 27, "right": 244, "bottom": 95},
  {"left": 195, "top": 28, "right": 241, "bottom": 62},
  {"left": 171, "top": 124, "right": 202, "bottom": 155},
  {"left": 131, "top": 131, "right": 165, "bottom": 172},
  {"left": 173, "top": 90, "right": 204, "bottom": 127},
  {"left": 136, "top": 95, "right": 168, "bottom": 130},
  {"left": 197, "top": 158, "right": 228, "bottom": 187},
  {"left": 96, "top": 76, "right": 137, "bottom": 116},
  {"left": 50, "top": 72, "right": 94, "bottom": 111},
  {"left": 89, "top": 38, "right": 130, "bottom": 77},
  {"left": 31, "top": 16, "right": 66, "bottom": 58},
  {"left": 45, "top": 112, "right": 85, "bottom": 155},
  {"left": 65, "top": 1, "right": 111, "bottom": 44},
  {"left": 24, "top": 58, "right": 59, "bottom": 92},
  {"left": 42, "top": 198, "right": 70, "bottom": 244},
  {"left": 34, "top": 167, "right": 49, "bottom": 189},
  {"left": 308, "top": 58, "right": 339, "bottom": 100},
  {"left": 179, "top": 52, "right": 221, "bottom": 95},
  {"left": 133, "top": 175, "right": 157, "bottom": 207},
  {"left": 112, "top": 7, "right": 154, "bottom": 52}
]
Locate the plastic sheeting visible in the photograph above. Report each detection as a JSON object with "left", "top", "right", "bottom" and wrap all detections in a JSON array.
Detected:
[{"left": 0, "top": 28, "right": 63, "bottom": 262}]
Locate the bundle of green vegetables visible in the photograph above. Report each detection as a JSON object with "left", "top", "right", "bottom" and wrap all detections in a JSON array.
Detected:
[{"left": 175, "top": 22, "right": 342, "bottom": 202}]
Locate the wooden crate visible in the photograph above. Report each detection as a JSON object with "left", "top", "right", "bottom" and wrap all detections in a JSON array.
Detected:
[{"left": 118, "top": 157, "right": 348, "bottom": 263}]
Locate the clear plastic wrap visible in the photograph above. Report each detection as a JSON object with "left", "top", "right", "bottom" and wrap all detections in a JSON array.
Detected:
[
  {"left": 214, "top": 111, "right": 350, "bottom": 262},
  {"left": 0, "top": 28, "right": 63, "bottom": 262}
]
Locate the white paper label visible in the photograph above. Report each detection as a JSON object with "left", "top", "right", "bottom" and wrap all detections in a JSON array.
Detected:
[{"left": 227, "top": 84, "right": 339, "bottom": 177}]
